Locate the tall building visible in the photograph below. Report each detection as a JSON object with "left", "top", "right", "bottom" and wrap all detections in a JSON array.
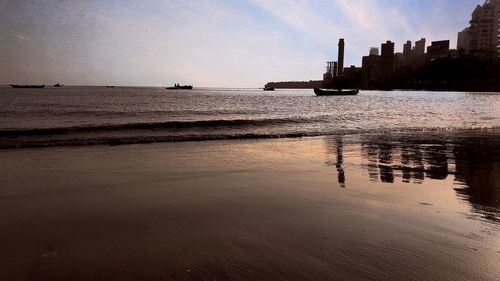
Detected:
[
  {"left": 362, "top": 55, "right": 381, "bottom": 86},
  {"left": 381, "top": 41, "right": 395, "bottom": 81},
  {"left": 427, "top": 40, "right": 450, "bottom": 60},
  {"left": 414, "top": 38, "right": 426, "bottom": 56},
  {"left": 338, "top": 39, "right": 345, "bottom": 76},
  {"left": 403, "top": 41, "right": 412, "bottom": 59},
  {"left": 457, "top": 28, "right": 471, "bottom": 54},
  {"left": 343, "top": 65, "right": 362, "bottom": 78},
  {"left": 458, "top": 0, "right": 500, "bottom": 58},
  {"left": 413, "top": 38, "right": 427, "bottom": 67},
  {"left": 369, "top": 47, "right": 379, "bottom": 56}
]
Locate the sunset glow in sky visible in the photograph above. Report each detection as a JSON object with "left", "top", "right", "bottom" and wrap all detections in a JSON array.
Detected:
[{"left": 0, "top": 0, "right": 483, "bottom": 87}]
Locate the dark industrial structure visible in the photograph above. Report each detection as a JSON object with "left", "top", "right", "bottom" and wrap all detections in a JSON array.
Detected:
[
  {"left": 322, "top": 39, "right": 362, "bottom": 89},
  {"left": 337, "top": 39, "right": 345, "bottom": 77}
]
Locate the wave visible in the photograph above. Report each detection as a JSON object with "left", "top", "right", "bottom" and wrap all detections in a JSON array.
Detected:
[
  {"left": 0, "top": 132, "right": 323, "bottom": 149},
  {"left": 0, "top": 109, "right": 271, "bottom": 117},
  {"left": 0, "top": 117, "right": 323, "bottom": 137},
  {"left": 2, "top": 127, "right": 498, "bottom": 149}
]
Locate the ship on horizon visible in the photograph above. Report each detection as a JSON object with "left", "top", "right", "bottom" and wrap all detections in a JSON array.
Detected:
[
  {"left": 314, "top": 88, "right": 359, "bottom": 96},
  {"left": 10, "top": 84, "right": 45, "bottom": 89},
  {"left": 166, "top": 83, "right": 193, "bottom": 90}
]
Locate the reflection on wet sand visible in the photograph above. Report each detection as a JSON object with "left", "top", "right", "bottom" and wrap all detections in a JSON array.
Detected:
[
  {"left": 324, "top": 137, "right": 346, "bottom": 188},
  {"left": 325, "top": 135, "right": 500, "bottom": 223},
  {"left": 1, "top": 135, "right": 499, "bottom": 281},
  {"left": 454, "top": 141, "right": 500, "bottom": 222}
]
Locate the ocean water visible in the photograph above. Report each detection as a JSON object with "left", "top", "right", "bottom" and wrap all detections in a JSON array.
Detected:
[
  {"left": 0, "top": 86, "right": 499, "bottom": 148},
  {"left": 1, "top": 86, "right": 499, "bottom": 280}
]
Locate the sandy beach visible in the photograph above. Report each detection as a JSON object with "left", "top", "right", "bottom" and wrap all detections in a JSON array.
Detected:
[
  {"left": 1, "top": 133, "right": 499, "bottom": 281},
  {"left": 3, "top": 0, "right": 500, "bottom": 279}
]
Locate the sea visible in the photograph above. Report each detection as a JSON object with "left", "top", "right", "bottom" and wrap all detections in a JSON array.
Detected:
[
  {"left": 0, "top": 86, "right": 499, "bottom": 148},
  {"left": 1, "top": 86, "right": 500, "bottom": 280}
]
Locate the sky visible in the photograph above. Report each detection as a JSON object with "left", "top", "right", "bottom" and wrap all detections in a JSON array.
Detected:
[{"left": 0, "top": 0, "right": 485, "bottom": 87}]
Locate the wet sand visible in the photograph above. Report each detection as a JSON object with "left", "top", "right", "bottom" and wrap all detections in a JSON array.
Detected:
[{"left": 0, "top": 133, "right": 499, "bottom": 281}]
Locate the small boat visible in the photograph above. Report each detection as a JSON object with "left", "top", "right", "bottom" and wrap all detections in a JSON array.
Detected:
[
  {"left": 314, "top": 88, "right": 359, "bottom": 96},
  {"left": 166, "top": 84, "right": 193, "bottom": 90},
  {"left": 105, "top": 86, "right": 115, "bottom": 88},
  {"left": 10, "top": 85, "right": 45, "bottom": 89},
  {"left": 54, "top": 83, "right": 62, "bottom": 87},
  {"left": 263, "top": 87, "right": 275, "bottom": 91}
]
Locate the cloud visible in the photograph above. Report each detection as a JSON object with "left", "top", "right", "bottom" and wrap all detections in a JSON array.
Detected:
[
  {"left": 334, "top": 0, "right": 417, "bottom": 42},
  {"left": 249, "top": 0, "right": 343, "bottom": 44},
  {"left": 14, "top": 33, "right": 29, "bottom": 41}
]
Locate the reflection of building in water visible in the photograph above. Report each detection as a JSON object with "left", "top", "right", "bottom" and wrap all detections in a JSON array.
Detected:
[
  {"left": 400, "top": 144, "right": 425, "bottom": 183},
  {"left": 361, "top": 142, "right": 396, "bottom": 183},
  {"left": 335, "top": 139, "right": 346, "bottom": 188},
  {"left": 424, "top": 144, "right": 449, "bottom": 180},
  {"left": 361, "top": 139, "right": 450, "bottom": 184},
  {"left": 453, "top": 142, "right": 500, "bottom": 219},
  {"left": 324, "top": 137, "right": 346, "bottom": 188},
  {"left": 325, "top": 135, "right": 499, "bottom": 223},
  {"left": 378, "top": 143, "right": 395, "bottom": 183},
  {"left": 361, "top": 142, "right": 380, "bottom": 182}
]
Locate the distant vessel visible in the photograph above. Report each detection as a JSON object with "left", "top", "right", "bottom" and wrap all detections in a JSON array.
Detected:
[
  {"left": 54, "top": 83, "right": 62, "bottom": 87},
  {"left": 10, "top": 85, "right": 45, "bottom": 89},
  {"left": 106, "top": 86, "right": 115, "bottom": 88},
  {"left": 166, "top": 83, "right": 193, "bottom": 90},
  {"left": 314, "top": 88, "right": 359, "bottom": 96},
  {"left": 263, "top": 87, "right": 275, "bottom": 91}
]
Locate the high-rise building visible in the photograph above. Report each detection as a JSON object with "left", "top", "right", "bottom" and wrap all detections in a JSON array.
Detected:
[
  {"left": 369, "top": 47, "right": 379, "bottom": 56},
  {"left": 338, "top": 39, "right": 345, "bottom": 76},
  {"left": 403, "top": 41, "right": 412, "bottom": 58},
  {"left": 381, "top": 41, "right": 395, "bottom": 81},
  {"left": 413, "top": 38, "right": 427, "bottom": 67},
  {"left": 427, "top": 40, "right": 450, "bottom": 60},
  {"left": 457, "top": 28, "right": 471, "bottom": 54},
  {"left": 457, "top": 0, "right": 500, "bottom": 58},
  {"left": 362, "top": 55, "right": 381, "bottom": 86},
  {"left": 343, "top": 65, "right": 362, "bottom": 78},
  {"left": 414, "top": 38, "right": 426, "bottom": 56}
]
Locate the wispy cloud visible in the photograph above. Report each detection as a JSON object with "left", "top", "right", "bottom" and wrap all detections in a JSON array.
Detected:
[
  {"left": 249, "top": 0, "right": 343, "bottom": 44},
  {"left": 14, "top": 33, "right": 29, "bottom": 41},
  {"left": 334, "top": 0, "right": 417, "bottom": 42}
]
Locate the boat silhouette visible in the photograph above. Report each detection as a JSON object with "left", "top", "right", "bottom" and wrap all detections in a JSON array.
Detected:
[
  {"left": 314, "top": 88, "right": 359, "bottom": 96},
  {"left": 10, "top": 85, "right": 45, "bottom": 89},
  {"left": 166, "top": 83, "right": 193, "bottom": 90}
]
